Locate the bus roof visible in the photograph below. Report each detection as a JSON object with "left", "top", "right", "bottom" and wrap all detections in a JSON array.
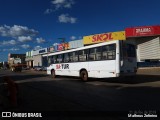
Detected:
[{"left": 43, "top": 40, "right": 119, "bottom": 57}]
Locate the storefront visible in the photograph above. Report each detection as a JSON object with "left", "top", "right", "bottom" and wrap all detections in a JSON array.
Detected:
[
  {"left": 125, "top": 25, "right": 160, "bottom": 63},
  {"left": 8, "top": 53, "right": 26, "bottom": 68},
  {"left": 25, "top": 51, "right": 34, "bottom": 68},
  {"left": 69, "top": 39, "right": 83, "bottom": 49},
  {"left": 32, "top": 48, "right": 48, "bottom": 67},
  {"left": 83, "top": 31, "right": 126, "bottom": 45}
]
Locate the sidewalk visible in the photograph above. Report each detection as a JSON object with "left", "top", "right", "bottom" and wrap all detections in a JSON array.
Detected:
[{"left": 23, "top": 69, "right": 47, "bottom": 75}]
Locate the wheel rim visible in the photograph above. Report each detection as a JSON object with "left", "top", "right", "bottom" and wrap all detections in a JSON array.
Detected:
[
  {"left": 52, "top": 70, "right": 55, "bottom": 78},
  {"left": 83, "top": 73, "right": 86, "bottom": 79},
  {"left": 81, "top": 71, "right": 88, "bottom": 81}
]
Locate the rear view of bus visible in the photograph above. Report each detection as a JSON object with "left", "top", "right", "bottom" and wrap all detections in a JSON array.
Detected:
[{"left": 119, "top": 40, "right": 137, "bottom": 76}]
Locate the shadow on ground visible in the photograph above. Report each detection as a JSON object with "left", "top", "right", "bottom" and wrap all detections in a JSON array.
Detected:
[
  {"left": 54, "top": 75, "right": 160, "bottom": 85},
  {"left": 87, "top": 75, "right": 160, "bottom": 84}
]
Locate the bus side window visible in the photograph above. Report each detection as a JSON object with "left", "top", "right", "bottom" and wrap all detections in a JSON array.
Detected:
[
  {"left": 95, "top": 47, "right": 101, "bottom": 60},
  {"left": 54, "top": 55, "right": 58, "bottom": 63},
  {"left": 51, "top": 56, "right": 55, "bottom": 64},
  {"left": 73, "top": 51, "right": 78, "bottom": 62},
  {"left": 69, "top": 52, "right": 73, "bottom": 62},
  {"left": 57, "top": 54, "right": 63, "bottom": 63},
  {"left": 84, "top": 49, "right": 88, "bottom": 61},
  {"left": 79, "top": 50, "right": 83, "bottom": 62},
  {"left": 79, "top": 50, "right": 87, "bottom": 62},
  {"left": 42, "top": 56, "right": 48, "bottom": 66},
  {"left": 108, "top": 44, "right": 116, "bottom": 60},
  {"left": 102, "top": 46, "right": 108, "bottom": 60},
  {"left": 89, "top": 48, "right": 96, "bottom": 61},
  {"left": 64, "top": 53, "right": 70, "bottom": 63},
  {"left": 48, "top": 56, "right": 52, "bottom": 65}
]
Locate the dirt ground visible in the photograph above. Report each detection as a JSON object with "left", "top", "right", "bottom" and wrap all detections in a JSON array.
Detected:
[{"left": 137, "top": 67, "right": 160, "bottom": 75}]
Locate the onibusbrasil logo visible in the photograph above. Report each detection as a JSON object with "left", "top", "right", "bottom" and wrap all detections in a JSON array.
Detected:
[{"left": 2, "top": 112, "right": 42, "bottom": 118}]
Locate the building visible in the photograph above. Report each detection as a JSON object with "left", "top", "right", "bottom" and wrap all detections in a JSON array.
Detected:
[
  {"left": 83, "top": 26, "right": 160, "bottom": 67},
  {"left": 83, "top": 31, "right": 126, "bottom": 46},
  {"left": 32, "top": 48, "right": 49, "bottom": 67},
  {"left": 25, "top": 25, "right": 160, "bottom": 68},
  {"left": 69, "top": 39, "right": 83, "bottom": 49},
  {"left": 8, "top": 53, "right": 26, "bottom": 68},
  {"left": 25, "top": 51, "right": 34, "bottom": 68},
  {"left": 125, "top": 25, "right": 160, "bottom": 66}
]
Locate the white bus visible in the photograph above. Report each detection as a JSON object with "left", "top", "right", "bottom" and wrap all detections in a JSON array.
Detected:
[{"left": 43, "top": 40, "right": 137, "bottom": 81}]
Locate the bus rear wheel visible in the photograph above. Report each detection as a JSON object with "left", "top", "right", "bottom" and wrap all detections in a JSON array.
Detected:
[
  {"left": 51, "top": 70, "right": 56, "bottom": 79},
  {"left": 80, "top": 70, "right": 88, "bottom": 81}
]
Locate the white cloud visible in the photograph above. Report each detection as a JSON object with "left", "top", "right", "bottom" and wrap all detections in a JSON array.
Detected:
[
  {"left": 53, "top": 43, "right": 59, "bottom": 46},
  {"left": 44, "top": 9, "right": 54, "bottom": 14},
  {"left": 2, "top": 49, "right": 7, "bottom": 51},
  {"left": 52, "top": 0, "right": 65, "bottom": 4},
  {"left": 45, "top": 0, "right": 74, "bottom": 14},
  {"left": 70, "top": 36, "right": 76, "bottom": 40},
  {"left": 0, "top": 25, "right": 38, "bottom": 38},
  {"left": 9, "top": 48, "right": 20, "bottom": 51},
  {"left": 36, "top": 37, "right": 46, "bottom": 44},
  {"left": 1, "top": 40, "right": 17, "bottom": 45},
  {"left": 1, "top": 48, "right": 19, "bottom": 52},
  {"left": 58, "top": 14, "right": 77, "bottom": 23},
  {"left": 18, "top": 36, "right": 32, "bottom": 42},
  {"left": 34, "top": 46, "right": 42, "bottom": 50},
  {"left": 21, "top": 44, "right": 30, "bottom": 49},
  {"left": 52, "top": 0, "right": 74, "bottom": 9}
]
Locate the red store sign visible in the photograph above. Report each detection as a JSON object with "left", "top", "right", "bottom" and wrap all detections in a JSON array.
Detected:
[{"left": 125, "top": 25, "right": 160, "bottom": 38}]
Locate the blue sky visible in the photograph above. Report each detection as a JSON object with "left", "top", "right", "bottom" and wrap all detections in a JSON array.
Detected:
[{"left": 0, "top": 0, "right": 160, "bottom": 62}]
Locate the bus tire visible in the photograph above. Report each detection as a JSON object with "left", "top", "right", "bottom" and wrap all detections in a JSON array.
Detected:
[
  {"left": 80, "top": 70, "right": 88, "bottom": 81},
  {"left": 51, "top": 70, "right": 56, "bottom": 79}
]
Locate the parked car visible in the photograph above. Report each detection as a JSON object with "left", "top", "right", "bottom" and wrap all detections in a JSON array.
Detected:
[
  {"left": 33, "top": 66, "right": 37, "bottom": 70},
  {"left": 36, "top": 67, "right": 42, "bottom": 71},
  {"left": 41, "top": 66, "right": 47, "bottom": 71},
  {"left": 22, "top": 66, "right": 30, "bottom": 70},
  {"left": 33, "top": 66, "right": 42, "bottom": 71}
]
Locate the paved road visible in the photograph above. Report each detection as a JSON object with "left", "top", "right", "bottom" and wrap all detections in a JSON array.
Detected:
[{"left": 0, "top": 69, "right": 160, "bottom": 119}]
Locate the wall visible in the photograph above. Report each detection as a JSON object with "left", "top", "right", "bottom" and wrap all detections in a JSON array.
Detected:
[
  {"left": 33, "top": 55, "right": 42, "bottom": 66},
  {"left": 69, "top": 39, "right": 83, "bottom": 49},
  {"left": 32, "top": 48, "right": 48, "bottom": 56},
  {"left": 83, "top": 31, "right": 126, "bottom": 45},
  {"left": 135, "top": 37, "right": 160, "bottom": 62}
]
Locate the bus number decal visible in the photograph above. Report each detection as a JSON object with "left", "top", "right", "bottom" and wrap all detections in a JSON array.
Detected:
[
  {"left": 56, "top": 64, "right": 69, "bottom": 69},
  {"left": 56, "top": 64, "right": 61, "bottom": 69}
]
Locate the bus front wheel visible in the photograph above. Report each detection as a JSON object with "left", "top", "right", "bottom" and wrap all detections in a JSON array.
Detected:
[
  {"left": 80, "top": 70, "right": 88, "bottom": 81},
  {"left": 51, "top": 70, "right": 56, "bottom": 79}
]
